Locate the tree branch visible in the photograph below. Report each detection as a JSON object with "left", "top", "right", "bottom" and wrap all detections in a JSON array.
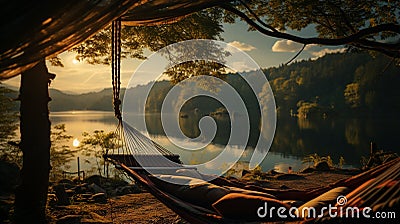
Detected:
[
  {"left": 286, "top": 44, "right": 306, "bottom": 65},
  {"left": 326, "top": 1, "right": 357, "bottom": 34},
  {"left": 238, "top": 0, "right": 278, "bottom": 33},
  {"left": 220, "top": 3, "right": 400, "bottom": 57}
]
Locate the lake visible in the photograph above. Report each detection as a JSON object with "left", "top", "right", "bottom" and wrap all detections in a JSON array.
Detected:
[{"left": 50, "top": 111, "right": 400, "bottom": 176}]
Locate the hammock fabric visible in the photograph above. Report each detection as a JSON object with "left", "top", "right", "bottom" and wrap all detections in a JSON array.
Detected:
[
  {"left": 0, "top": 0, "right": 225, "bottom": 80},
  {"left": 105, "top": 121, "right": 400, "bottom": 224}
]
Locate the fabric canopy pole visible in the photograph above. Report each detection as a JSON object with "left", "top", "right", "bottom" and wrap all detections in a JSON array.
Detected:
[{"left": 0, "top": 0, "right": 225, "bottom": 80}]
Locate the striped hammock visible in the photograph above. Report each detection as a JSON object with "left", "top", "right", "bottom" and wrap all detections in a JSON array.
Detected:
[{"left": 105, "top": 121, "right": 400, "bottom": 223}]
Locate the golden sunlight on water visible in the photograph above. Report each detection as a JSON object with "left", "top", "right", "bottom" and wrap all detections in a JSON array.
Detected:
[
  {"left": 50, "top": 111, "right": 117, "bottom": 172},
  {"left": 72, "top": 138, "right": 80, "bottom": 147}
]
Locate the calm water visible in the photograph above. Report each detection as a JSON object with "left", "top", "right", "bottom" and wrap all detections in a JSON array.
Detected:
[{"left": 50, "top": 111, "right": 400, "bottom": 175}]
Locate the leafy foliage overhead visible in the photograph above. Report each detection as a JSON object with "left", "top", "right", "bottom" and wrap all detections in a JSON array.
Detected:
[
  {"left": 71, "top": 0, "right": 399, "bottom": 82},
  {"left": 1, "top": 0, "right": 399, "bottom": 80},
  {"left": 222, "top": 0, "right": 399, "bottom": 58},
  {"left": 72, "top": 9, "right": 225, "bottom": 65},
  {"left": 72, "top": 9, "right": 228, "bottom": 83},
  {"left": 0, "top": 0, "right": 226, "bottom": 79}
]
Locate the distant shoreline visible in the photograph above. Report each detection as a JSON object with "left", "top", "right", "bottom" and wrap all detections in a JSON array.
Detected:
[{"left": 50, "top": 110, "right": 114, "bottom": 114}]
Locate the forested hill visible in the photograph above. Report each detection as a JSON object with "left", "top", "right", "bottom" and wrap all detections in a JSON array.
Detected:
[
  {"left": 265, "top": 52, "right": 400, "bottom": 117},
  {"left": 50, "top": 52, "right": 400, "bottom": 117},
  {"left": 48, "top": 88, "right": 126, "bottom": 111},
  {"left": 3, "top": 52, "right": 398, "bottom": 117}
]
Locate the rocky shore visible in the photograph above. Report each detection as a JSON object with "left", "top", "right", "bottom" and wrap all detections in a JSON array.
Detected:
[{"left": 1, "top": 159, "right": 359, "bottom": 224}]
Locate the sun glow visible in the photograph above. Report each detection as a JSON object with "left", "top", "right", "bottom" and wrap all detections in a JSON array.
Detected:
[
  {"left": 72, "top": 59, "right": 79, "bottom": 64},
  {"left": 72, "top": 138, "right": 80, "bottom": 147}
]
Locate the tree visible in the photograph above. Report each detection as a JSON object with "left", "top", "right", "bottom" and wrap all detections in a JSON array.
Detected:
[
  {"left": 14, "top": 61, "right": 53, "bottom": 224},
  {"left": 344, "top": 83, "right": 361, "bottom": 109},
  {"left": 49, "top": 124, "right": 76, "bottom": 181},
  {"left": 221, "top": 0, "right": 399, "bottom": 59},
  {"left": 79, "top": 130, "right": 120, "bottom": 178},
  {"left": 72, "top": 9, "right": 228, "bottom": 83},
  {"left": 297, "top": 101, "right": 320, "bottom": 119}
]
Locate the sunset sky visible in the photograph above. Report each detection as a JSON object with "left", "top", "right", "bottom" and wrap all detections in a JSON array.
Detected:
[{"left": 4, "top": 20, "right": 343, "bottom": 94}]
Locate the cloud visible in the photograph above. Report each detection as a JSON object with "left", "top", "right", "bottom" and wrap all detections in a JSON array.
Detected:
[
  {"left": 228, "top": 41, "right": 256, "bottom": 52},
  {"left": 311, "top": 48, "right": 346, "bottom": 59},
  {"left": 272, "top": 40, "right": 346, "bottom": 60},
  {"left": 272, "top": 40, "right": 303, "bottom": 52},
  {"left": 231, "top": 61, "right": 255, "bottom": 72},
  {"left": 272, "top": 40, "right": 316, "bottom": 52}
]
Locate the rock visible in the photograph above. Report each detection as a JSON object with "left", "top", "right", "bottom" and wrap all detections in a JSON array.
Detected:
[
  {"left": 173, "top": 215, "right": 188, "bottom": 224},
  {"left": 315, "top": 161, "right": 330, "bottom": 171},
  {"left": 226, "top": 176, "right": 240, "bottom": 181},
  {"left": 58, "top": 179, "right": 75, "bottom": 186},
  {"left": 115, "top": 184, "right": 141, "bottom": 196},
  {"left": 80, "top": 194, "right": 93, "bottom": 199},
  {"left": 300, "top": 167, "right": 315, "bottom": 173},
  {"left": 56, "top": 215, "right": 82, "bottom": 224},
  {"left": 90, "top": 193, "right": 107, "bottom": 203},
  {"left": 84, "top": 175, "right": 108, "bottom": 186},
  {"left": 107, "top": 178, "right": 129, "bottom": 189},
  {"left": 241, "top": 169, "right": 250, "bottom": 177},
  {"left": 57, "top": 179, "right": 76, "bottom": 190},
  {"left": 74, "top": 183, "right": 89, "bottom": 194},
  {"left": 276, "top": 173, "right": 305, "bottom": 180},
  {"left": 266, "top": 169, "right": 282, "bottom": 175},
  {"left": 73, "top": 194, "right": 92, "bottom": 202},
  {"left": 65, "top": 189, "right": 75, "bottom": 197},
  {"left": 72, "top": 176, "right": 83, "bottom": 184},
  {"left": 241, "top": 173, "right": 253, "bottom": 179},
  {"left": 53, "top": 184, "right": 70, "bottom": 205},
  {"left": 88, "top": 183, "right": 106, "bottom": 195},
  {"left": 47, "top": 193, "right": 58, "bottom": 207}
]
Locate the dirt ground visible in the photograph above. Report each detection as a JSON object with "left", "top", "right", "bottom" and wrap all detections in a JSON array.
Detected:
[
  {"left": 48, "top": 193, "right": 184, "bottom": 224},
  {"left": 46, "top": 171, "right": 356, "bottom": 224},
  {"left": 246, "top": 170, "right": 357, "bottom": 190}
]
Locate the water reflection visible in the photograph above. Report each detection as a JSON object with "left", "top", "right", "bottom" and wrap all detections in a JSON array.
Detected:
[
  {"left": 141, "top": 113, "right": 400, "bottom": 169},
  {"left": 271, "top": 117, "right": 400, "bottom": 166},
  {"left": 51, "top": 111, "right": 400, "bottom": 174},
  {"left": 50, "top": 111, "right": 118, "bottom": 173}
]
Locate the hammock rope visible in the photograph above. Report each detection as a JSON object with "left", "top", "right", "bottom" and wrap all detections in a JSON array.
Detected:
[
  {"left": 112, "top": 18, "right": 122, "bottom": 121},
  {"left": 109, "top": 18, "right": 181, "bottom": 169}
]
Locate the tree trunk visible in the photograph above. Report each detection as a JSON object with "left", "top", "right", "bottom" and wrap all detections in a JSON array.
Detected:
[{"left": 14, "top": 60, "right": 52, "bottom": 223}]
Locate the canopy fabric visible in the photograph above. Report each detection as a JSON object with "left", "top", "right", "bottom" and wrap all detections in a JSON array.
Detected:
[
  {"left": 0, "top": 0, "right": 225, "bottom": 80},
  {"left": 121, "top": 0, "right": 222, "bottom": 26}
]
